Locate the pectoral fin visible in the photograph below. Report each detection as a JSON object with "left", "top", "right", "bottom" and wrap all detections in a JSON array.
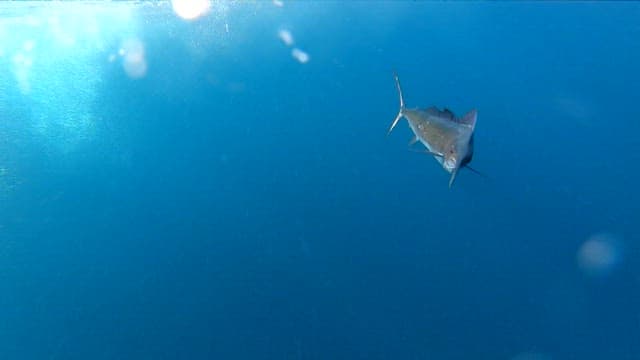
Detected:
[
  {"left": 465, "top": 166, "right": 487, "bottom": 178},
  {"left": 408, "top": 148, "right": 444, "bottom": 158}
]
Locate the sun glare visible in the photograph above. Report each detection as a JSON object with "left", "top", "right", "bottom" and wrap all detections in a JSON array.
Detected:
[{"left": 171, "top": 0, "right": 212, "bottom": 20}]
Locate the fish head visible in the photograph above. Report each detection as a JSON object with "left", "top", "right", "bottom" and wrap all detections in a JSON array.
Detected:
[
  {"left": 443, "top": 134, "right": 473, "bottom": 173},
  {"left": 443, "top": 149, "right": 458, "bottom": 173}
]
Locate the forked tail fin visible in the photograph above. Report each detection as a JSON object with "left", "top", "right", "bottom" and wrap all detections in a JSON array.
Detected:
[{"left": 387, "top": 72, "right": 405, "bottom": 135}]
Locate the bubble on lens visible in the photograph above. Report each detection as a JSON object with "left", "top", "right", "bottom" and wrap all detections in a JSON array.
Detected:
[
  {"left": 291, "top": 48, "right": 310, "bottom": 64},
  {"left": 278, "top": 29, "right": 294, "bottom": 46},
  {"left": 577, "top": 233, "right": 623, "bottom": 277},
  {"left": 120, "top": 38, "right": 147, "bottom": 79}
]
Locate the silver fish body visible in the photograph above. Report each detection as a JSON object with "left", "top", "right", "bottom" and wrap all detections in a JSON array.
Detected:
[{"left": 388, "top": 73, "right": 477, "bottom": 187}]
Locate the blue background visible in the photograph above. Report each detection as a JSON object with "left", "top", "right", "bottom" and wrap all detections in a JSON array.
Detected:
[{"left": 1, "top": 2, "right": 639, "bottom": 359}]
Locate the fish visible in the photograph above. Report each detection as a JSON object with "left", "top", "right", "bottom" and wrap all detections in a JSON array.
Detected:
[{"left": 387, "top": 72, "right": 478, "bottom": 188}]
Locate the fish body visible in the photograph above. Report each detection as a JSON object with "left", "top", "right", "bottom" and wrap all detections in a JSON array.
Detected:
[{"left": 388, "top": 73, "right": 477, "bottom": 187}]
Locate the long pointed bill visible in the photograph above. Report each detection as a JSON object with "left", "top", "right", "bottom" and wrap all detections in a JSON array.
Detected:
[{"left": 448, "top": 168, "right": 458, "bottom": 188}]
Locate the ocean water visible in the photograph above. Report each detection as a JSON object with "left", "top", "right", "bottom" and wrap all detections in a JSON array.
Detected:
[{"left": 1, "top": 1, "right": 639, "bottom": 359}]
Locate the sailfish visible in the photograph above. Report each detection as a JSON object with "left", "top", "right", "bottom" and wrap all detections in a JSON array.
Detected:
[{"left": 387, "top": 73, "right": 479, "bottom": 188}]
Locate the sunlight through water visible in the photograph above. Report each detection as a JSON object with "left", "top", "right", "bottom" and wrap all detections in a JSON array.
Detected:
[
  {"left": 171, "top": 0, "right": 212, "bottom": 20},
  {"left": 0, "top": 1, "right": 136, "bottom": 154}
]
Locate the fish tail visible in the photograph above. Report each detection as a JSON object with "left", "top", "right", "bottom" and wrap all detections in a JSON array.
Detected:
[{"left": 387, "top": 72, "right": 405, "bottom": 136}]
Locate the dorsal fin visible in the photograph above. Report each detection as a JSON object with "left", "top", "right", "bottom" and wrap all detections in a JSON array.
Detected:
[
  {"left": 423, "top": 106, "right": 455, "bottom": 121},
  {"left": 443, "top": 108, "right": 455, "bottom": 119},
  {"left": 456, "top": 109, "right": 477, "bottom": 129}
]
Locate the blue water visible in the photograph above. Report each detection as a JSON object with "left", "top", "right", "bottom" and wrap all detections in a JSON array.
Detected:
[{"left": 1, "top": 2, "right": 639, "bottom": 359}]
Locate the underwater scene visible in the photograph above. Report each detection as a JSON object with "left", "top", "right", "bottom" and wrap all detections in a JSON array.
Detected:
[{"left": 0, "top": 1, "right": 639, "bottom": 359}]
